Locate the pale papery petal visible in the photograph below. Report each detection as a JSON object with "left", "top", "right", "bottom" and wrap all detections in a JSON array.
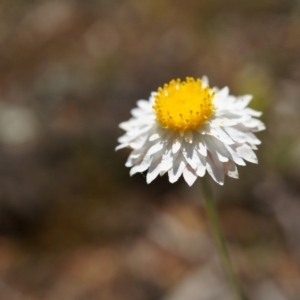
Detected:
[
  {"left": 146, "top": 150, "right": 165, "bottom": 183},
  {"left": 131, "top": 107, "right": 145, "bottom": 117},
  {"left": 223, "top": 126, "right": 249, "bottom": 144},
  {"left": 206, "top": 152, "right": 225, "bottom": 185},
  {"left": 183, "top": 166, "right": 198, "bottom": 186},
  {"left": 160, "top": 148, "right": 174, "bottom": 173},
  {"left": 243, "top": 118, "right": 264, "bottom": 129},
  {"left": 182, "top": 143, "right": 199, "bottom": 170},
  {"left": 115, "top": 143, "right": 128, "bottom": 151},
  {"left": 146, "top": 141, "right": 164, "bottom": 156},
  {"left": 236, "top": 95, "right": 252, "bottom": 108},
  {"left": 209, "top": 127, "right": 234, "bottom": 145},
  {"left": 195, "top": 152, "right": 206, "bottom": 177},
  {"left": 184, "top": 131, "right": 193, "bottom": 143},
  {"left": 203, "top": 135, "right": 231, "bottom": 162},
  {"left": 244, "top": 132, "right": 261, "bottom": 145},
  {"left": 227, "top": 146, "right": 246, "bottom": 166},
  {"left": 193, "top": 133, "right": 207, "bottom": 156},
  {"left": 201, "top": 76, "right": 209, "bottom": 88},
  {"left": 199, "top": 141, "right": 207, "bottom": 156},
  {"left": 223, "top": 160, "right": 239, "bottom": 179},
  {"left": 149, "top": 133, "right": 160, "bottom": 141},
  {"left": 168, "top": 153, "right": 187, "bottom": 183},
  {"left": 172, "top": 137, "right": 183, "bottom": 154},
  {"left": 236, "top": 144, "right": 258, "bottom": 164},
  {"left": 129, "top": 135, "right": 149, "bottom": 149},
  {"left": 125, "top": 140, "right": 157, "bottom": 167},
  {"left": 129, "top": 154, "right": 152, "bottom": 176},
  {"left": 244, "top": 108, "right": 262, "bottom": 117},
  {"left": 137, "top": 100, "right": 152, "bottom": 110}
]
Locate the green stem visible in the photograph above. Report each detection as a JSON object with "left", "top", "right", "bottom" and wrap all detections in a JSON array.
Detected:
[{"left": 201, "top": 177, "right": 249, "bottom": 300}]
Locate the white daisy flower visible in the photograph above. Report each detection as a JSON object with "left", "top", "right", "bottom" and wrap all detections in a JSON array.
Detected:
[{"left": 116, "top": 77, "right": 265, "bottom": 186}]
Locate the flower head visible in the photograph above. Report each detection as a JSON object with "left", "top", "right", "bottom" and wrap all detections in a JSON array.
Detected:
[{"left": 116, "top": 77, "right": 265, "bottom": 186}]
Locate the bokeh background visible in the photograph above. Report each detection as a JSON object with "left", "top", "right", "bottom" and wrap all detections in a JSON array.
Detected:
[{"left": 0, "top": 0, "right": 300, "bottom": 299}]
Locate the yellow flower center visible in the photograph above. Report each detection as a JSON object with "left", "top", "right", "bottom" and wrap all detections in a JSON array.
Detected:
[{"left": 153, "top": 77, "right": 215, "bottom": 132}]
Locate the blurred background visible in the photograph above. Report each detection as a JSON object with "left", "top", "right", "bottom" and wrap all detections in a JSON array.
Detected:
[{"left": 0, "top": 0, "right": 300, "bottom": 299}]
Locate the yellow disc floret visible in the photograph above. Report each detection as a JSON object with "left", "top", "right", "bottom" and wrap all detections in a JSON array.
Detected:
[{"left": 153, "top": 77, "right": 215, "bottom": 132}]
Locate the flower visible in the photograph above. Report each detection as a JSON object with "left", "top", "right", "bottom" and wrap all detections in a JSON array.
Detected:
[{"left": 116, "top": 77, "right": 265, "bottom": 186}]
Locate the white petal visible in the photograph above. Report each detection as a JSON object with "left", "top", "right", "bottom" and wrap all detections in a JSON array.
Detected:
[
  {"left": 245, "top": 108, "right": 262, "bottom": 117},
  {"left": 115, "top": 143, "right": 128, "bottom": 151},
  {"left": 245, "top": 132, "right": 261, "bottom": 145},
  {"left": 172, "top": 137, "right": 183, "bottom": 154},
  {"left": 126, "top": 151, "right": 144, "bottom": 168},
  {"left": 236, "top": 144, "right": 258, "bottom": 164},
  {"left": 183, "top": 166, "right": 198, "bottom": 186},
  {"left": 129, "top": 135, "right": 148, "bottom": 149},
  {"left": 223, "top": 160, "right": 239, "bottom": 179},
  {"left": 236, "top": 95, "right": 252, "bottom": 108},
  {"left": 184, "top": 131, "right": 193, "bottom": 143},
  {"left": 214, "top": 87, "right": 229, "bottom": 102},
  {"left": 201, "top": 76, "right": 209, "bottom": 88},
  {"left": 146, "top": 142, "right": 164, "bottom": 156},
  {"left": 137, "top": 100, "right": 152, "bottom": 110},
  {"left": 168, "top": 154, "right": 186, "bottom": 183},
  {"left": 160, "top": 150, "right": 173, "bottom": 173},
  {"left": 206, "top": 153, "right": 225, "bottom": 185},
  {"left": 227, "top": 146, "right": 246, "bottom": 166},
  {"left": 149, "top": 133, "right": 160, "bottom": 141},
  {"left": 129, "top": 155, "right": 152, "bottom": 176},
  {"left": 131, "top": 107, "right": 143, "bottom": 117},
  {"left": 118, "top": 123, "right": 131, "bottom": 132},
  {"left": 149, "top": 92, "right": 157, "bottom": 104},
  {"left": 146, "top": 153, "right": 163, "bottom": 183},
  {"left": 195, "top": 152, "right": 206, "bottom": 177},
  {"left": 160, "top": 170, "right": 167, "bottom": 176},
  {"left": 224, "top": 127, "right": 248, "bottom": 144},
  {"left": 195, "top": 137, "right": 207, "bottom": 156},
  {"left": 182, "top": 143, "right": 199, "bottom": 170},
  {"left": 149, "top": 127, "right": 166, "bottom": 142},
  {"left": 243, "top": 118, "right": 264, "bottom": 129},
  {"left": 209, "top": 127, "right": 234, "bottom": 145},
  {"left": 203, "top": 135, "right": 230, "bottom": 162},
  {"left": 253, "top": 121, "right": 266, "bottom": 132}
]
